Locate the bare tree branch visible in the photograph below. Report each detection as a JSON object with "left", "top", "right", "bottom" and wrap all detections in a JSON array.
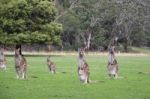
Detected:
[{"left": 55, "top": 0, "right": 79, "bottom": 21}]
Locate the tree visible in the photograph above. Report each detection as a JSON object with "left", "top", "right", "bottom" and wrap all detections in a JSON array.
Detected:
[
  {"left": 56, "top": 0, "right": 150, "bottom": 51},
  {"left": 109, "top": 0, "right": 150, "bottom": 51},
  {"left": 0, "top": 0, "right": 62, "bottom": 45}
]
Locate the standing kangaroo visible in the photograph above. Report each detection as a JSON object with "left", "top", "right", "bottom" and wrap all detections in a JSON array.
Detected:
[
  {"left": 78, "top": 48, "right": 90, "bottom": 83},
  {"left": 107, "top": 45, "right": 118, "bottom": 78},
  {"left": 47, "top": 56, "right": 56, "bottom": 74},
  {"left": 15, "top": 45, "right": 27, "bottom": 79},
  {"left": 0, "top": 50, "right": 6, "bottom": 70}
]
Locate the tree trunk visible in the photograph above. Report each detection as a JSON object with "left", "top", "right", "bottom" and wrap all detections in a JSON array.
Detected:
[
  {"left": 87, "top": 32, "right": 91, "bottom": 50},
  {"left": 123, "top": 42, "right": 128, "bottom": 52}
]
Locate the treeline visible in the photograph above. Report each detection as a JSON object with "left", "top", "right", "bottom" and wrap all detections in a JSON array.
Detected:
[
  {"left": 55, "top": 0, "right": 150, "bottom": 51},
  {"left": 0, "top": 0, "right": 150, "bottom": 52}
]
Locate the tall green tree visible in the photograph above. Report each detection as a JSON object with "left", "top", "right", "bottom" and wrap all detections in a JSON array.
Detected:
[{"left": 0, "top": 0, "right": 62, "bottom": 45}]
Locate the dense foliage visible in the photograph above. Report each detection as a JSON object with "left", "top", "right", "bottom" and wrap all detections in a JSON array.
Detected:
[
  {"left": 0, "top": 0, "right": 62, "bottom": 45},
  {"left": 0, "top": 0, "right": 149, "bottom": 51},
  {"left": 55, "top": 0, "right": 150, "bottom": 51}
]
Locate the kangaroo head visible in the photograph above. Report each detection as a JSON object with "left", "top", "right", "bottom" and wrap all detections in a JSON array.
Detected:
[
  {"left": 15, "top": 48, "right": 21, "bottom": 56},
  {"left": 47, "top": 56, "right": 52, "bottom": 62},
  {"left": 78, "top": 48, "right": 85, "bottom": 58},
  {"left": 15, "top": 44, "right": 22, "bottom": 56},
  {"left": 109, "top": 45, "right": 115, "bottom": 54}
]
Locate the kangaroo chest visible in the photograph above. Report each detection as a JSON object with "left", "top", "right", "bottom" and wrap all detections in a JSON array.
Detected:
[
  {"left": 78, "top": 58, "right": 85, "bottom": 68},
  {"left": 15, "top": 55, "right": 23, "bottom": 66}
]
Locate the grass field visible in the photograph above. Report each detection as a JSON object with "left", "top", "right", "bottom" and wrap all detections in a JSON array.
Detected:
[{"left": 0, "top": 55, "right": 150, "bottom": 99}]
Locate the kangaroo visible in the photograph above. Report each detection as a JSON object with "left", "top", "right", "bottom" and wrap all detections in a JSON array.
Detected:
[
  {"left": 15, "top": 45, "right": 27, "bottom": 79},
  {"left": 107, "top": 45, "right": 118, "bottom": 78},
  {"left": 47, "top": 56, "right": 56, "bottom": 74},
  {"left": 0, "top": 50, "right": 6, "bottom": 70},
  {"left": 78, "top": 48, "right": 90, "bottom": 83}
]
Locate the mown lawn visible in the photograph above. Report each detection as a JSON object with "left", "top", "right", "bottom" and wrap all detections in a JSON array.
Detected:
[{"left": 0, "top": 55, "right": 150, "bottom": 99}]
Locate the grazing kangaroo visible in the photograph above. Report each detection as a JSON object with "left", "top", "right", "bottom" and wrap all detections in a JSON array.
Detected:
[
  {"left": 107, "top": 45, "right": 118, "bottom": 78},
  {"left": 78, "top": 48, "right": 90, "bottom": 83},
  {"left": 47, "top": 56, "right": 56, "bottom": 74},
  {"left": 0, "top": 50, "right": 6, "bottom": 70},
  {"left": 15, "top": 45, "right": 27, "bottom": 79}
]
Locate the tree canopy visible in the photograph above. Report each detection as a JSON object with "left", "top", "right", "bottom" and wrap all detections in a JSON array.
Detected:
[{"left": 0, "top": 0, "right": 62, "bottom": 45}]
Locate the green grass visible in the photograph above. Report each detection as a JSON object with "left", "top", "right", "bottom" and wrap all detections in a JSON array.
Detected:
[{"left": 0, "top": 55, "right": 150, "bottom": 99}]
